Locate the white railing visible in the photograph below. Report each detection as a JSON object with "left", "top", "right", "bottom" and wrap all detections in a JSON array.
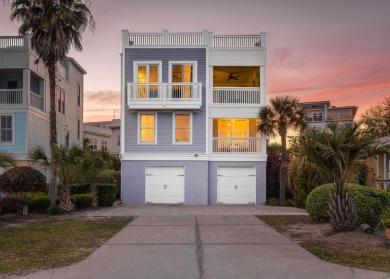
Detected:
[
  {"left": 0, "top": 89, "right": 23, "bottom": 104},
  {"left": 213, "top": 138, "right": 261, "bottom": 153},
  {"left": 30, "top": 91, "right": 44, "bottom": 111},
  {"left": 168, "top": 33, "right": 203, "bottom": 45},
  {"left": 128, "top": 83, "right": 202, "bottom": 109},
  {"left": 213, "top": 35, "right": 261, "bottom": 47},
  {"left": 129, "top": 33, "right": 163, "bottom": 46},
  {"left": 0, "top": 36, "right": 24, "bottom": 48},
  {"left": 213, "top": 87, "right": 261, "bottom": 104}
]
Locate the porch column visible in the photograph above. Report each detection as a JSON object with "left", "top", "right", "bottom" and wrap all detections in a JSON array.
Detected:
[
  {"left": 376, "top": 155, "right": 380, "bottom": 189},
  {"left": 384, "top": 155, "right": 387, "bottom": 190},
  {"left": 23, "top": 68, "right": 30, "bottom": 106},
  {"left": 260, "top": 66, "right": 266, "bottom": 106}
]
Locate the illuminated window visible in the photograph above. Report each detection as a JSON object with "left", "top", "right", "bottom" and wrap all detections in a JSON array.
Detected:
[
  {"left": 139, "top": 114, "right": 156, "bottom": 143},
  {"left": 170, "top": 62, "right": 197, "bottom": 98},
  {"left": 134, "top": 62, "right": 161, "bottom": 98},
  {"left": 174, "top": 114, "right": 191, "bottom": 143}
]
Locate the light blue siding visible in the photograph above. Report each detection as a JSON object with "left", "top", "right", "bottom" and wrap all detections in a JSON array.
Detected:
[
  {"left": 124, "top": 48, "right": 206, "bottom": 153},
  {"left": 0, "top": 112, "right": 26, "bottom": 153}
]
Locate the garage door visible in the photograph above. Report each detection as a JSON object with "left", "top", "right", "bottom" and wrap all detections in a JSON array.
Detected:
[
  {"left": 145, "top": 166, "right": 185, "bottom": 204},
  {"left": 217, "top": 167, "right": 256, "bottom": 204}
]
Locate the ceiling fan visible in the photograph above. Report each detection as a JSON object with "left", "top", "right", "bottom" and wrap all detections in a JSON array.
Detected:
[{"left": 227, "top": 72, "right": 239, "bottom": 81}]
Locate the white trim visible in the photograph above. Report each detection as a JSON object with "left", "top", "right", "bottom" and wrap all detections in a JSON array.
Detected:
[
  {"left": 168, "top": 61, "right": 198, "bottom": 83},
  {"left": 206, "top": 46, "right": 209, "bottom": 155},
  {"left": 172, "top": 112, "right": 193, "bottom": 145},
  {"left": 133, "top": 61, "right": 162, "bottom": 83},
  {"left": 0, "top": 114, "right": 15, "bottom": 145},
  {"left": 120, "top": 52, "right": 125, "bottom": 155},
  {"left": 137, "top": 112, "right": 157, "bottom": 144},
  {"left": 121, "top": 153, "right": 267, "bottom": 161}
]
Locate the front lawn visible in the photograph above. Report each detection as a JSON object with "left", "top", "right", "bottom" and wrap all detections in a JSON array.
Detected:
[
  {"left": 257, "top": 215, "right": 390, "bottom": 272},
  {"left": 0, "top": 217, "right": 132, "bottom": 275}
]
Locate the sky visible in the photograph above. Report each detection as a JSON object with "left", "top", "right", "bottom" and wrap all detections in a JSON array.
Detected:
[{"left": 1, "top": 0, "right": 389, "bottom": 122}]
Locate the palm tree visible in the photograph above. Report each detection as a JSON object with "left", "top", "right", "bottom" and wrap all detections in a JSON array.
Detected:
[
  {"left": 0, "top": 150, "right": 16, "bottom": 169},
  {"left": 29, "top": 145, "right": 84, "bottom": 211},
  {"left": 258, "top": 95, "right": 307, "bottom": 204},
  {"left": 8, "top": 0, "right": 95, "bottom": 204},
  {"left": 292, "top": 123, "right": 389, "bottom": 231},
  {"left": 79, "top": 149, "right": 109, "bottom": 207}
]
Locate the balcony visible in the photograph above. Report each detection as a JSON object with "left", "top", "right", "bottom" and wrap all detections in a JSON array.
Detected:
[
  {"left": 0, "top": 89, "right": 23, "bottom": 104},
  {"left": 212, "top": 138, "right": 261, "bottom": 153},
  {"left": 127, "top": 83, "right": 202, "bottom": 110},
  {"left": 213, "top": 87, "right": 261, "bottom": 105}
]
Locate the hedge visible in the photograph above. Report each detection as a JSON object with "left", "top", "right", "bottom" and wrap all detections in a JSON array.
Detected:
[
  {"left": 0, "top": 166, "right": 47, "bottom": 193},
  {"left": 71, "top": 194, "right": 94, "bottom": 208},
  {"left": 0, "top": 195, "right": 29, "bottom": 213},
  {"left": 30, "top": 196, "right": 51, "bottom": 211},
  {"left": 306, "top": 183, "right": 390, "bottom": 227},
  {"left": 67, "top": 183, "right": 117, "bottom": 207}
]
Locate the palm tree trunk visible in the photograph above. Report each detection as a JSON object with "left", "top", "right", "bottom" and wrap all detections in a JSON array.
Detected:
[
  {"left": 279, "top": 132, "right": 288, "bottom": 204},
  {"left": 48, "top": 60, "right": 58, "bottom": 205}
]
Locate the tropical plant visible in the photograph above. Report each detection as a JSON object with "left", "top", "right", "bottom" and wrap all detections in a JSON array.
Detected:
[
  {"left": 360, "top": 98, "right": 390, "bottom": 139},
  {"left": 29, "top": 145, "right": 84, "bottom": 211},
  {"left": 0, "top": 166, "right": 47, "bottom": 193},
  {"left": 292, "top": 123, "right": 389, "bottom": 231},
  {"left": 0, "top": 150, "right": 16, "bottom": 169},
  {"left": 8, "top": 0, "right": 95, "bottom": 204},
  {"left": 79, "top": 149, "right": 109, "bottom": 206},
  {"left": 258, "top": 95, "right": 307, "bottom": 204}
]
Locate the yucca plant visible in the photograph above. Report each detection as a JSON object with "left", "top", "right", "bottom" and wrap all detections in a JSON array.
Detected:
[{"left": 0, "top": 150, "right": 16, "bottom": 169}]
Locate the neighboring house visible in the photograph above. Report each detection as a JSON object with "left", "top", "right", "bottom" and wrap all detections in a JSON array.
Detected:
[
  {"left": 366, "top": 136, "right": 390, "bottom": 191},
  {"left": 0, "top": 34, "right": 85, "bottom": 164},
  {"left": 83, "top": 121, "right": 112, "bottom": 152},
  {"left": 299, "top": 101, "right": 358, "bottom": 129},
  {"left": 120, "top": 29, "right": 267, "bottom": 205},
  {"left": 110, "top": 119, "right": 120, "bottom": 156}
]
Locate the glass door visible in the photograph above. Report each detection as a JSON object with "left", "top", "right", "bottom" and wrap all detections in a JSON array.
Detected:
[{"left": 137, "top": 64, "right": 159, "bottom": 98}]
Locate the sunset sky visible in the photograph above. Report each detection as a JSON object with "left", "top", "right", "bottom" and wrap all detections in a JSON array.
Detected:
[{"left": 1, "top": 0, "right": 389, "bottom": 122}]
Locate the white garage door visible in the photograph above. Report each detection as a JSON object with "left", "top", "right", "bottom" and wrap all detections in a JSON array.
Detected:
[
  {"left": 145, "top": 166, "right": 185, "bottom": 204},
  {"left": 217, "top": 167, "right": 256, "bottom": 204}
]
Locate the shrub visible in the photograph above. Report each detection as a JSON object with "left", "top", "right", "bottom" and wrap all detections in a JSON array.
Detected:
[
  {"left": 71, "top": 194, "right": 93, "bottom": 208},
  {"left": 96, "top": 170, "right": 121, "bottom": 199},
  {"left": 0, "top": 166, "right": 46, "bottom": 193},
  {"left": 0, "top": 195, "right": 29, "bottom": 213},
  {"left": 68, "top": 183, "right": 90, "bottom": 195},
  {"left": 30, "top": 196, "right": 51, "bottom": 211},
  {"left": 266, "top": 197, "right": 279, "bottom": 206},
  {"left": 49, "top": 205, "right": 61, "bottom": 215},
  {"left": 97, "top": 184, "right": 117, "bottom": 206},
  {"left": 285, "top": 199, "right": 296, "bottom": 207},
  {"left": 306, "top": 183, "right": 390, "bottom": 227},
  {"left": 55, "top": 196, "right": 76, "bottom": 205}
]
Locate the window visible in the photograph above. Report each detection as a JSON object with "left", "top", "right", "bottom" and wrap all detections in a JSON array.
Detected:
[
  {"left": 0, "top": 115, "right": 13, "bottom": 143},
  {"left": 117, "top": 134, "right": 120, "bottom": 146},
  {"left": 134, "top": 61, "right": 161, "bottom": 98},
  {"left": 139, "top": 114, "right": 156, "bottom": 143},
  {"left": 174, "top": 114, "right": 191, "bottom": 144},
  {"left": 169, "top": 62, "right": 197, "bottom": 99},
  {"left": 77, "top": 84, "right": 81, "bottom": 106},
  {"left": 77, "top": 119, "right": 80, "bottom": 140},
  {"left": 65, "top": 131, "right": 70, "bottom": 148},
  {"left": 89, "top": 138, "right": 97, "bottom": 150},
  {"left": 57, "top": 88, "right": 65, "bottom": 114},
  {"left": 101, "top": 140, "right": 108, "bottom": 151}
]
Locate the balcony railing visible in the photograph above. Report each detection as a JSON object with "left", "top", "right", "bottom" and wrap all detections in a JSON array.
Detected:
[
  {"left": 0, "top": 36, "right": 24, "bottom": 48},
  {"left": 128, "top": 83, "right": 202, "bottom": 110},
  {"left": 0, "top": 89, "right": 23, "bottom": 104},
  {"left": 212, "top": 35, "right": 261, "bottom": 47},
  {"left": 30, "top": 91, "right": 44, "bottom": 111},
  {"left": 213, "top": 87, "right": 261, "bottom": 104},
  {"left": 212, "top": 137, "right": 261, "bottom": 153}
]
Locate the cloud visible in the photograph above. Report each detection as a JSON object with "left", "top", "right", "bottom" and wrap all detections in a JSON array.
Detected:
[{"left": 85, "top": 90, "right": 120, "bottom": 105}]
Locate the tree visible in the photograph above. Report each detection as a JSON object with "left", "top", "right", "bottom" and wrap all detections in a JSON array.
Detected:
[
  {"left": 29, "top": 145, "right": 84, "bottom": 212},
  {"left": 292, "top": 123, "right": 389, "bottom": 231},
  {"left": 360, "top": 98, "right": 390, "bottom": 139},
  {"left": 258, "top": 95, "right": 307, "bottom": 204},
  {"left": 0, "top": 150, "right": 16, "bottom": 169},
  {"left": 8, "top": 0, "right": 95, "bottom": 204},
  {"left": 79, "top": 149, "right": 109, "bottom": 206}
]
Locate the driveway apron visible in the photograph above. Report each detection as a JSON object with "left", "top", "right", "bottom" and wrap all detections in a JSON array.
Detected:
[{"left": 11, "top": 215, "right": 390, "bottom": 279}]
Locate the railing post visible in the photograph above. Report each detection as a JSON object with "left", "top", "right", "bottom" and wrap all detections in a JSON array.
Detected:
[
  {"left": 260, "top": 32, "right": 267, "bottom": 47},
  {"left": 24, "top": 33, "right": 30, "bottom": 49},
  {"left": 202, "top": 30, "right": 210, "bottom": 46},
  {"left": 162, "top": 29, "right": 168, "bottom": 45}
]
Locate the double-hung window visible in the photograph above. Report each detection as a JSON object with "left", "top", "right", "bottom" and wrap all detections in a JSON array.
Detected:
[
  {"left": 134, "top": 62, "right": 161, "bottom": 99},
  {"left": 101, "top": 140, "right": 108, "bottom": 151},
  {"left": 57, "top": 88, "right": 65, "bottom": 114},
  {"left": 139, "top": 114, "right": 156, "bottom": 144},
  {"left": 89, "top": 138, "right": 97, "bottom": 150},
  {"left": 0, "top": 115, "right": 13, "bottom": 143},
  {"left": 77, "top": 84, "right": 81, "bottom": 106},
  {"left": 173, "top": 113, "right": 191, "bottom": 144}
]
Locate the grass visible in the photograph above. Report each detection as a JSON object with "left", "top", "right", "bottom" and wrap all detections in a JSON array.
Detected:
[
  {"left": 0, "top": 217, "right": 132, "bottom": 275},
  {"left": 257, "top": 215, "right": 390, "bottom": 273}
]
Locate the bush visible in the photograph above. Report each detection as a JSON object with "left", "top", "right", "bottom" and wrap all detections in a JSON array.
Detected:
[
  {"left": 30, "top": 196, "right": 51, "bottom": 211},
  {"left": 266, "top": 197, "right": 279, "bottom": 206},
  {"left": 96, "top": 170, "right": 121, "bottom": 199},
  {"left": 0, "top": 166, "right": 47, "bottom": 193},
  {"left": 55, "top": 196, "right": 76, "bottom": 205},
  {"left": 97, "top": 184, "right": 117, "bottom": 206},
  {"left": 49, "top": 205, "right": 61, "bottom": 215},
  {"left": 71, "top": 194, "right": 93, "bottom": 208},
  {"left": 306, "top": 183, "right": 390, "bottom": 227},
  {"left": 285, "top": 199, "right": 296, "bottom": 207},
  {"left": 68, "top": 183, "right": 90, "bottom": 195},
  {"left": 0, "top": 195, "right": 29, "bottom": 212}
]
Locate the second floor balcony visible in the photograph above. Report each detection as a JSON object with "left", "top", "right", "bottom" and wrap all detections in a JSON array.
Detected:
[{"left": 127, "top": 82, "right": 202, "bottom": 110}]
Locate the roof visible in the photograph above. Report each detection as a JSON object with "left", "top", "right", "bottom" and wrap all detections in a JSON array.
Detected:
[{"left": 63, "top": 57, "right": 87, "bottom": 74}]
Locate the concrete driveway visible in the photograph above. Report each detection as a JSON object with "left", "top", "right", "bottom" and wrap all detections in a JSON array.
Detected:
[{"left": 11, "top": 215, "right": 390, "bottom": 279}]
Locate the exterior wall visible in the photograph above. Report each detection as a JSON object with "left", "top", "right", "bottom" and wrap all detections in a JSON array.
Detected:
[
  {"left": 124, "top": 48, "right": 206, "bottom": 154},
  {"left": 208, "top": 161, "right": 266, "bottom": 205},
  {"left": 110, "top": 119, "right": 120, "bottom": 155},
  {"left": 83, "top": 127, "right": 112, "bottom": 152},
  {"left": 121, "top": 160, "right": 209, "bottom": 205},
  {"left": 28, "top": 112, "right": 50, "bottom": 155},
  {"left": 0, "top": 112, "right": 27, "bottom": 154}
]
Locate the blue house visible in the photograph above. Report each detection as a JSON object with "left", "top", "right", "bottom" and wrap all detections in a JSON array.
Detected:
[{"left": 120, "top": 30, "right": 267, "bottom": 205}]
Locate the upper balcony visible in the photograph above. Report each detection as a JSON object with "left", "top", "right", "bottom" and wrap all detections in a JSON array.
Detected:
[{"left": 127, "top": 82, "right": 202, "bottom": 110}]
